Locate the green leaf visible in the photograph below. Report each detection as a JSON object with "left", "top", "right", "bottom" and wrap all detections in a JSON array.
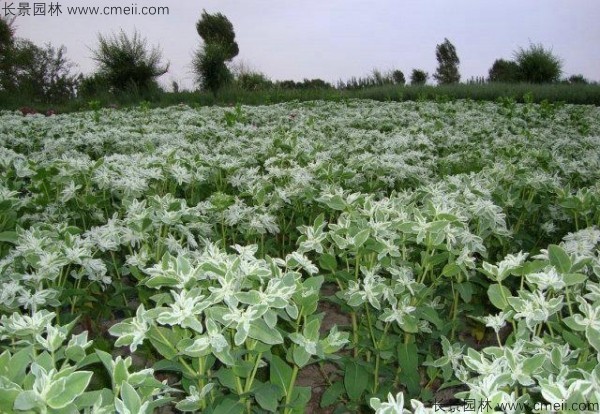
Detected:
[
  {"left": 344, "top": 360, "right": 368, "bottom": 401},
  {"left": 319, "top": 254, "right": 337, "bottom": 272},
  {"left": 563, "top": 316, "right": 586, "bottom": 332},
  {"left": 400, "top": 314, "right": 419, "bottom": 333},
  {"left": 456, "top": 282, "right": 473, "bottom": 303},
  {"left": 254, "top": 383, "right": 282, "bottom": 412},
  {"left": 269, "top": 355, "right": 292, "bottom": 394},
  {"left": 95, "top": 349, "right": 114, "bottom": 375},
  {"left": 215, "top": 368, "right": 239, "bottom": 393},
  {"left": 324, "top": 195, "right": 345, "bottom": 211},
  {"left": 289, "top": 386, "right": 311, "bottom": 413},
  {"left": 120, "top": 382, "right": 141, "bottom": 413},
  {"left": 562, "top": 331, "right": 587, "bottom": 349},
  {"left": 353, "top": 229, "right": 370, "bottom": 248},
  {"left": 586, "top": 327, "right": 600, "bottom": 353},
  {"left": 148, "top": 326, "right": 179, "bottom": 359},
  {"left": 320, "top": 381, "right": 345, "bottom": 407},
  {"left": 398, "top": 342, "right": 420, "bottom": 396},
  {"left": 152, "top": 359, "right": 183, "bottom": 373},
  {"left": 0, "top": 231, "right": 17, "bottom": 244},
  {"left": 487, "top": 283, "right": 511, "bottom": 310},
  {"left": 0, "top": 387, "right": 21, "bottom": 413},
  {"left": 563, "top": 273, "right": 587, "bottom": 286},
  {"left": 522, "top": 354, "right": 545, "bottom": 374},
  {"left": 47, "top": 371, "right": 93, "bottom": 409},
  {"left": 442, "top": 262, "right": 460, "bottom": 277},
  {"left": 248, "top": 319, "right": 284, "bottom": 345},
  {"left": 549, "top": 244, "right": 571, "bottom": 273},
  {"left": 212, "top": 397, "right": 245, "bottom": 414},
  {"left": 292, "top": 346, "right": 311, "bottom": 368},
  {"left": 14, "top": 390, "right": 41, "bottom": 411},
  {"left": 74, "top": 390, "right": 112, "bottom": 410},
  {"left": 7, "top": 346, "right": 32, "bottom": 383}
]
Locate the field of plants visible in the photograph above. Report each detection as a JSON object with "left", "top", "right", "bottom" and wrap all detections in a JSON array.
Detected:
[{"left": 0, "top": 98, "right": 599, "bottom": 413}]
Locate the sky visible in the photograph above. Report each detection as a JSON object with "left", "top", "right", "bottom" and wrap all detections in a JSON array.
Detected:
[{"left": 8, "top": 0, "right": 600, "bottom": 90}]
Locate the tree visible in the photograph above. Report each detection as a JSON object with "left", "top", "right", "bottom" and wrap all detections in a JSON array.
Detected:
[
  {"left": 196, "top": 10, "right": 238, "bottom": 61},
  {"left": 0, "top": 16, "right": 16, "bottom": 91},
  {"left": 1, "top": 17, "right": 79, "bottom": 103},
  {"left": 513, "top": 43, "right": 562, "bottom": 83},
  {"left": 566, "top": 74, "right": 588, "bottom": 85},
  {"left": 9, "top": 40, "right": 79, "bottom": 102},
  {"left": 91, "top": 29, "right": 169, "bottom": 92},
  {"left": 0, "top": 16, "right": 15, "bottom": 53},
  {"left": 194, "top": 10, "right": 238, "bottom": 94},
  {"left": 488, "top": 59, "right": 521, "bottom": 83},
  {"left": 193, "top": 43, "right": 232, "bottom": 94},
  {"left": 410, "top": 69, "right": 428, "bottom": 85},
  {"left": 392, "top": 70, "right": 405, "bottom": 85},
  {"left": 433, "top": 38, "right": 460, "bottom": 84}
]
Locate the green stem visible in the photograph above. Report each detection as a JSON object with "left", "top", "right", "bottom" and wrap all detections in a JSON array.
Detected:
[
  {"left": 283, "top": 364, "right": 300, "bottom": 414},
  {"left": 351, "top": 312, "right": 359, "bottom": 358},
  {"left": 244, "top": 352, "right": 263, "bottom": 393}
]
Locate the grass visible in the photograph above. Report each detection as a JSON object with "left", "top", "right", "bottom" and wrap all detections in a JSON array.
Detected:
[{"left": 1, "top": 82, "right": 600, "bottom": 114}]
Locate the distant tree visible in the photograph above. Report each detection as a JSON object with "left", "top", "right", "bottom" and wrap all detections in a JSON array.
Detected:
[
  {"left": 301, "top": 78, "right": 332, "bottom": 89},
  {"left": 237, "top": 71, "right": 272, "bottom": 91},
  {"left": 11, "top": 40, "right": 79, "bottom": 102},
  {"left": 78, "top": 73, "right": 110, "bottom": 98},
  {"left": 410, "top": 69, "right": 428, "bottom": 85},
  {"left": 433, "top": 38, "right": 460, "bottom": 84},
  {"left": 467, "top": 76, "right": 486, "bottom": 85},
  {"left": 196, "top": 10, "right": 239, "bottom": 61},
  {"left": 566, "top": 74, "right": 588, "bottom": 85},
  {"left": 91, "top": 29, "right": 169, "bottom": 92},
  {"left": 513, "top": 43, "right": 562, "bottom": 83},
  {"left": 194, "top": 10, "right": 238, "bottom": 94},
  {"left": 0, "top": 16, "right": 15, "bottom": 52},
  {"left": 392, "top": 70, "right": 405, "bottom": 85},
  {"left": 488, "top": 59, "right": 521, "bottom": 83},
  {"left": 0, "top": 16, "right": 16, "bottom": 91},
  {"left": 193, "top": 43, "right": 232, "bottom": 95},
  {"left": 278, "top": 80, "right": 298, "bottom": 89}
]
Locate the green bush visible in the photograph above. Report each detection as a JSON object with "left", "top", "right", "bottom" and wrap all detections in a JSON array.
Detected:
[
  {"left": 91, "top": 29, "right": 169, "bottom": 92},
  {"left": 514, "top": 43, "right": 562, "bottom": 83}
]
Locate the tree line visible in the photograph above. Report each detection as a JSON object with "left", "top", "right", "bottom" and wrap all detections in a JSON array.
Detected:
[{"left": 0, "top": 12, "right": 594, "bottom": 105}]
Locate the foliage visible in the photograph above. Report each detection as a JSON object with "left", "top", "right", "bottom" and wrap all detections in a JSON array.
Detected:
[
  {"left": 77, "top": 73, "right": 110, "bottom": 98},
  {"left": 237, "top": 71, "right": 273, "bottom": 91},
  {"left": 566, "top": 74, "right": 589, "bottom": 85},
  {"left": 0, "top": 15, "right": 15, "bottom": 54},
  {"left": 194, "top": 10, "right": 239, "bottom": 94},
  {"left": 193, "top": 43, "right": 233, "bottom": 95},
  {"left": 195, "top": 9, "right": 239, "bottom": 61},
  {"left": 514, "top": 43, "right": 562, "bottom": 84},
  {"left": 1, "top": 39, "right": 79, "bottom": 103},
  {"left": 91, "top": 29, "right": 169, "bottom": 92},
  {"left": 433, "top": 38, "right": 460, "bottom": 84},
  {"left": 410, "top": 69, "right": 428, "bottom": 85},
  {"left": 392, "top": 69, "right": 406, "bottom": 86},
  {"left": 1, "top": 99, "right": 600, "bottom": 413},
  {"left": 488, "top": 59, "right": 521, "bottom": 83},
  {"left": 339, "top": 69, "right": 404, "bottom": 90}
]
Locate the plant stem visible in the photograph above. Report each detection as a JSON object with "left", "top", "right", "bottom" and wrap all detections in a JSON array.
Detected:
[{"left": 283, "top": 364, "right": 299, "bottom": 414}]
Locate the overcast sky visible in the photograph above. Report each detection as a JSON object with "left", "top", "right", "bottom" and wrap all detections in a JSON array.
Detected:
[{"left": 10, "top": 0, "right": 600, "bottom": 90}]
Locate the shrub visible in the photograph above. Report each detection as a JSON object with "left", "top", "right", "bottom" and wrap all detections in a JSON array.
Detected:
[
  {"left": 410, "top": 69, "right": 428, "bottom": 85},
  {"left": 488, "top": 59, "right": 521, "bottom": 83},
  {"left": 91, "top": 29, "right": 169, "bottom": 92},
  {"left": 392, "top": 70, "right": 406, "bottom": 86},
  {"left": 514, "top": 43, "right": 562, "bottom": 83}
]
